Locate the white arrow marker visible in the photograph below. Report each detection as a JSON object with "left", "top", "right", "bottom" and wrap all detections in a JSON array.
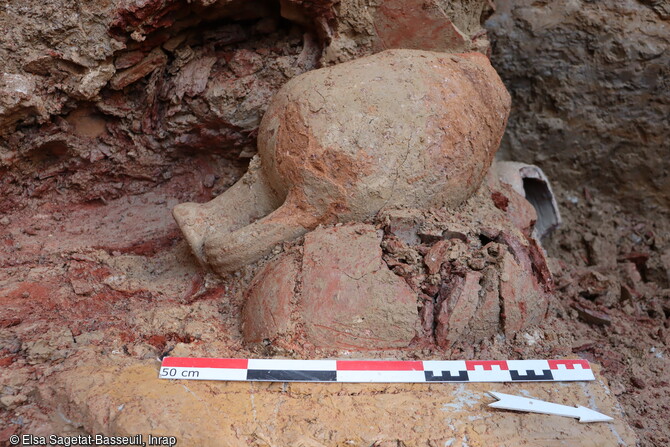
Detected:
[{"left": 488, "top": 391, "right": 613, "bottom": 423}]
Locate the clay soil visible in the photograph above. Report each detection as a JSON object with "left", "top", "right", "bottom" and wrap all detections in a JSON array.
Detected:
[
  {"left": 0, "top": 1, "right": 668, "bottom": 444},
  {"left": 0, "top": 151, "right": 668, "bottom": 445},
  {"left": 537, "top": 190, "right": 670, "bottom": 447}
]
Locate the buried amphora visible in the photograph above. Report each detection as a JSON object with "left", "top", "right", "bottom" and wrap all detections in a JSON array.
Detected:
[{"left": 173, "top": 49, "right": 511, "bottom": 274}]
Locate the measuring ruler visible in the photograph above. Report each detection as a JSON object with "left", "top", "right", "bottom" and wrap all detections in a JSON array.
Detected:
[{"left": 158, "top": 358, "right": 594, "bottom": 383}]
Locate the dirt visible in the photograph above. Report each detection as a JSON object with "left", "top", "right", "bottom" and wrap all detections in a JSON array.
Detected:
[
  {"left": 377, "top": 176, "right": 553, "bottom": 350},
  {"left": 538, "top": 190, "right": 670, "bottom": 447},
  {"left": 1, "top": 162, "right": 662, "bottom": 444},
  {"left": 486, "top": 0, "right": 670, "bottom": 218},
  {"left": 484, "top": 1, "right": 670, "bottom": 445},
  {"left": 1, "top": 0, "right": 669, "bottom": 445},
  {"left": 37, "top": 355, "right": 636, "bottom": 446}
]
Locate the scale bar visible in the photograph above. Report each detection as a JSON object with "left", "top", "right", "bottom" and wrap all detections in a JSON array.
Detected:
[{"left": 158, "top": 358, "right": 595, "bottom": 383}]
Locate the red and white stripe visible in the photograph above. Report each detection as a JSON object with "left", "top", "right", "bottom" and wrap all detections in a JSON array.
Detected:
[{"left": 159, "top": 358, "right": 595, "bottom": 383}]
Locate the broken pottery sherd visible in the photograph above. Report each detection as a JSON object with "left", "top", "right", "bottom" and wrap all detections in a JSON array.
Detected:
[
  {"left": 242, "top": 186, "right": 555, "bottom": 350},
  {"left": 173, "top": 49, "right": 511, "bottom": 274},
  {"left": 242, "top": 224, "right": 419, "bottom": 349},
  {"left": 496, "top": 161, "right": 562, "bottom": 239}
]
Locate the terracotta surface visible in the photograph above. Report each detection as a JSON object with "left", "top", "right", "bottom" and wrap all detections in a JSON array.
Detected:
[
  {"left": 239, "top": 181, "right": 552, "bottom": 351},
  {"left": 0, "top": 177, "right": 658, "bottom": 443},
  {"left": 242, "top": 224, "right": 419, "bottom": 349},
  {"left": 300, "top": 225, "right": 419, "bottom": 349},
  {"left": 242, "top": 253, "right": 299, "bottom": 343},
  {"left": 436, "top": 271, "right": 483, "bottom": 348},
  {"left": 174, "top": 49, "right": 511, "bottom": 274}
]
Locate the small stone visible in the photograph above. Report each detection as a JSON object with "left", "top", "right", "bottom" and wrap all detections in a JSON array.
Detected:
[
  {"left": 382, "top": 209, "right": 422, "bottom": 246},
  {"left": 129, "top": 343, "right": 158, "bottom": 360},
  {"left": 583, "top": 232, "right": 618, "bottom": 267},
  {"left": 228, "top": 49, "right": 264, "bottom": 78},
  {"left": 0, "top": 394, "right": 27, "bottom": 409},
  {"left": 0, "top": 318, "right": 21, "bottom": 329},
  {"left": 417, "top": 228, "right": 443, "bottom": 244},
  {"left": 424, "top": 240, "right": 450, "bottom": 275},
  {"left": 77, "top": 63, "right": 115, "bottom": 99},
  {"left": 631, "top": 376, "right": 646, "bottom": 389},
  {"left": 619, "top": 252, "right": 650, "bottom": 274},
  {"left": 174, "top": 56, "right": 217, "bottom": 99},
  {"left": 109, "top": 48, "right": 167, "bottom": 90},
  {"left": 421, "top": 283, "right": 440, "bottom": 297},
  {"left": 0, "top": 216, "right": 10, "bottom": 226},
  {"left": 571, "top": 302, "right": 612, "bottom": 326},
  {"left": 468, "top": 254, "right": 487, "bottom": 271},
  {"left": 491, "top": 190, "right": 509, "bottom": 211},
  {"left": 435, "top": 271, "right": 481, "bottom": 348},
  {"left": 442, "top": 230, "right": 468, "bottom": 243},
  {"left": 114, "top": 50, "right": 146, "bottom": 70},
  {"left": 70, "top": 278, "right": 94, "bottom": 296},
  {"left": 485, "top": 242, "right": 502, "bottom": 259},
  {"left": 7, "top": 337, "right": 22, "bottom": 353},
  {"left": 619, "top": 262, "right": 643, "bottom": 289},
  {"left": 479, "top": 227, "right": 500, "bottom": 242},
  {"left": 609, "top": 381, "right": 626, "bottom": 396},
  {"left": 202, "top": 174, "right": 216, "bottom": 188},
  {"left": 382, "top": 236, "right": 406, "bottom": 255}
]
